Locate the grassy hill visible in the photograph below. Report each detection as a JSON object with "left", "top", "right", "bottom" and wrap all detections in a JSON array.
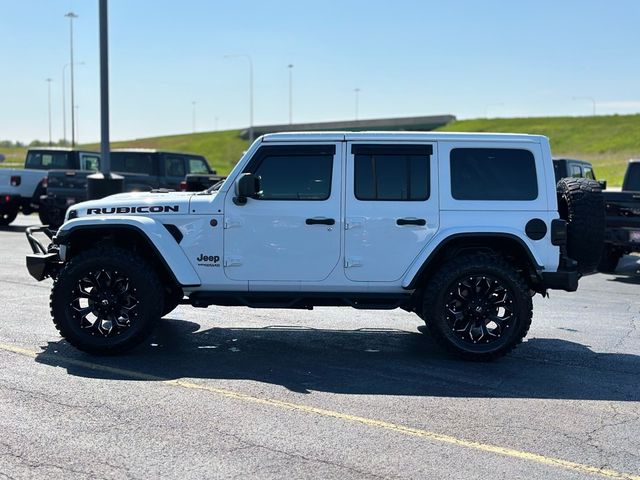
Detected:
[{"left": 2, "top": 114, "right": 639, "bottom": 185}]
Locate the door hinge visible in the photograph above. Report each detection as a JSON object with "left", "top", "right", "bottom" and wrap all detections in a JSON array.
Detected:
[
  {"left": 224, "top": 256, "right": 243, "bottom": 267},
  {"left": 345, "top": 217, "right": 365, "bottom": 230},
  {"left": 224, "top": 217, "right": 243, "bottom": 229},
  {"left": 344, "top": 257, "right": 363, "bottom": 268}
]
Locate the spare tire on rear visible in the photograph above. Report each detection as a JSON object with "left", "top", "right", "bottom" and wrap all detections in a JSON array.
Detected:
[{"left": 556, "top": 177, "right": 605, "bottom": 274}]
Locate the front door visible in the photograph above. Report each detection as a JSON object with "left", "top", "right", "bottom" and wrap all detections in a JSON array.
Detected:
[
  {"left": 344, "top": 142, "right": 439, "bottom": 282},
  {"left": 223, "top": 143, "right": 342, "bottom": 282}
]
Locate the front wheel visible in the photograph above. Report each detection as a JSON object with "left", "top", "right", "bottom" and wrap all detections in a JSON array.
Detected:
[
  {"left": 422, "top": 253, "right": 533, "bottom": 361},
  {"left": 50, "top": 247, "right": 164, "bottom": 354}
]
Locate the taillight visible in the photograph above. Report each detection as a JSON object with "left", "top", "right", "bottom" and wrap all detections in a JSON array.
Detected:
[
  {"left": 10, "top": 175, "right": 20, "bottom": 187},
  {"left": 42, "top": 176, "right": 48, "bottom": 188},
  {"left": 179, "top": 181, "right": 187, "bottom": 191}
]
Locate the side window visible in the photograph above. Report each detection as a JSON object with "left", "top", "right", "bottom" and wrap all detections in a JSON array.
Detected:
[
  {"left": 570, "top": 165, "right": 583, "bottom": 177},
  {"left": 450, "top": 148, "right": 538, "bottom": 201},
  {"left": 80, "top": 154, "right": 100, "bottom": 171},
  {"left": 111, "top": 153, "right": 154, "bottom": 175},
  {"left": 164, "top": 156, "right": 186, "bottom": 177},
  {"left": 246, "top": 145, "right": 335, "bottom": 201},
  {"left": 353, "top": 145, "right": 431, "bottom": 201},
  {"left": 583, "top": 166, "right": 595, "bottom": 180},
  {"left": 188, "top": 158, "right": 210, "bottom": 174}
]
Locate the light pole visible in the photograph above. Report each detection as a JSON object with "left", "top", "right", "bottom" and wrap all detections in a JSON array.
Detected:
[
  {"left": 572, "top": 96, "right": 596, "bottom": 116},
  {"left": 224, "top": 54, "right": 254, "bottom": 142},
  {"left": 46, "top": 78, "right": 53, "bottom": 146},
  {"left": 354, "top": 88, "right": 361, "bottom": 121},
  {"left": 288, "top": 64, "right": 293, "bottom": 125},
  {"left": 65, "top": 11, "right": 78, "bottom": 147},
  {"left": 75, "top": 105, "right": 80, "bottom": 144},
  {"left": 192, "top": 101, "right": 197, "bottom": 133},
  {"left": 62, "top": 61, "right": 84, "bottom": 145}
]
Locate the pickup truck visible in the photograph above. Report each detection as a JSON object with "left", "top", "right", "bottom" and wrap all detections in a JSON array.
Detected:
[
  {"left": 553, "top": 157, "right": 607, "bottom": 189},
  {"left": 0, "top": 148, "right": 99, "bottom": 226},
  {"left": 41, "top": 149, "right": 213, "bottom": 227},
  {"left": 599, "top": 159, "right": 640, "bottom": 272}
]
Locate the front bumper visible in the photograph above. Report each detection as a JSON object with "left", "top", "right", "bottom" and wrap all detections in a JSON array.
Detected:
[{"left": 25, "top": 226, "right": 61, "bottom": 281}]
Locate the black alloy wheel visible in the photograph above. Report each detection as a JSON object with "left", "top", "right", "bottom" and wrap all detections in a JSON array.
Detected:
[
  {"left": 444, "top": 275, "right": 515, "bottom": 345},
  {"left": 71, "top": 269, "right": 139, "bottom": 338}
]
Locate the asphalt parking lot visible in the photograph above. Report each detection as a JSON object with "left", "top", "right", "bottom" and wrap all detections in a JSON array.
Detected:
[{"left": 1, "top": 213, "right": 639, "bottom": 479}]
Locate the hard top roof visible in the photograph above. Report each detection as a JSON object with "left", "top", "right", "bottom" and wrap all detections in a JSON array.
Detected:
[{"left": 261, "top": 131, "right": 546, "bottom": 143}]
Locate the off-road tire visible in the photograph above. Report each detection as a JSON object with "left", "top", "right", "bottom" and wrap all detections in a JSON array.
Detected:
[
  {"left": 162, "top": 287, "right": 184, "bottom": 317},
  {"left": 37, "top": 208, "right": 50, "bottom": 226},
  {"left": 50, "top": 246, "right": 164, "bottom": 354},
  {"left": 422, "top": 253, "right": 533, "bottom": 361},
  {"left": 556, "top": 177, "right": 605, "bottom": 274},
  {"left": 0, "top": 210, "right": 18, "bottom": 226},
  {"left": 597, "top": 245, "right": 623, "bottom": 273}
]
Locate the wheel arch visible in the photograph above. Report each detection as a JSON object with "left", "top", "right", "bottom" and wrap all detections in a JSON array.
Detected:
[
  {"left": 403, "top": 232, "right": 543, "bottom": 290},
  {"left": 55, "top": 217, "right": 201, "bottom": 288}
]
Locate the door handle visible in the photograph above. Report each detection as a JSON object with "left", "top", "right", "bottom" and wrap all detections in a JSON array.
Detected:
[
  {"left": 306, "top": 217, "right": 336, "bottom": 225},
  {"left": 396, "top": 218, "right": 426, "bottom": 226}
]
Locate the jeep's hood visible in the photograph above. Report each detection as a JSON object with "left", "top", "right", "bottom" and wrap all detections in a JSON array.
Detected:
[{"left": 69, "top": 190, "right": 203, "bottom": 219}]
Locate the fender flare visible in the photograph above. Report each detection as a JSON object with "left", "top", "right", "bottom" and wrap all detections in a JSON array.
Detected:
[
  {"left": 401, "top": 229, "right": 544, "bottom": 289},
  {"left": 55, "top": 216, "right": 201, "bottom": 287}
]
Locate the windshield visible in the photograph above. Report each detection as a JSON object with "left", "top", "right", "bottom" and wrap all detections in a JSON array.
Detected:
[{"left": 25, "top": 151, "right": 73, "bottom": 170}]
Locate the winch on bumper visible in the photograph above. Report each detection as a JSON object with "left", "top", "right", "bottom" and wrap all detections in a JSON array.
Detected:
[{"left": 25, "top": 226, "right": 63, "bottom": 281}]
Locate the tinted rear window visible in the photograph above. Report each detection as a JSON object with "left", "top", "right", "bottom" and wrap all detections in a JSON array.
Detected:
[
  {"left": 353, "top": 145, "right": 431, "bottom": 201},
  {"left": 111, "top": 152, "right": 154, "bottom": 175},
  {"left": 450, "top": 148, "right": 538, "bottom": 201},
  {"left": 25, "top": 151, "right": 73, "bottom": 170}
]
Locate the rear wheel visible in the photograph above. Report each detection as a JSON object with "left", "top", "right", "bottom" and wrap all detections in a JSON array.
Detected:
[
  {"left": 422, "top": 253, "right": 532, "bottom": 361},
  {"left": 598, "top": 246, "right": 623, "bottom": 273},
  {"left": 50, "top": 247, "right": 163, "bottom": 354}
]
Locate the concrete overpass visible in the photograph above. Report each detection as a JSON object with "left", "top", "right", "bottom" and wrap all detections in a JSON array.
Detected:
[{"left": 240, "top": 114, "right": 456, "bottom": 140}]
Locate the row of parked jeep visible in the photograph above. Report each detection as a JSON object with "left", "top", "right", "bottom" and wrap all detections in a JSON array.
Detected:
[{"left": 0, "top": 147, "right": 224, "bottom": 228}]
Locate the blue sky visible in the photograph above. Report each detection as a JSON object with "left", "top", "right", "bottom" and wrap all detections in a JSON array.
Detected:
[{"left": 1, "top": 0, "right": 639, "bottom": 143}]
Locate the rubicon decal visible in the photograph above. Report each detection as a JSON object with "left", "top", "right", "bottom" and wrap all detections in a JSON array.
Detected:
[{"left": 86, "top": 205, "right": 180, "bottom": 214}]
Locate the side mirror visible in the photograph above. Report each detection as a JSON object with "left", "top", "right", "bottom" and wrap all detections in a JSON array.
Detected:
[
  {"left": 233, "top": 173, "right": 261, "bottom": 205},
  {"left": 598, "top": 179, "right": 607, "bottom": 190}
]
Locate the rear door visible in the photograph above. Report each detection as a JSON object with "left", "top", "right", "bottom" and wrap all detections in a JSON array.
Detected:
[{"left": 344, "top": 142, "right": 439, "bottom": 282}]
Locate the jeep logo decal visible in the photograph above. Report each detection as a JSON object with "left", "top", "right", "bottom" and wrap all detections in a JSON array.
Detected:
[
  {"left": 86, "top": 205, "right": 180, "bottom": 215},
  {"left": 196, "top": 254, "right": 221, "bottom": 268}
]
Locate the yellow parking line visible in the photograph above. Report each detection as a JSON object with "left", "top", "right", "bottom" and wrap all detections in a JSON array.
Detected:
[{"left": 1, "top": 342, "right": 638, "bottom": 480}]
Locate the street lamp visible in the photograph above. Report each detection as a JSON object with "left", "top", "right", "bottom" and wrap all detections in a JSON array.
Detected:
[
  {"left": 572, "top": 96, "right": 596, "bottom": 116},
  {"left": 192, "top": 101, "right": 197, "bottom": 133},
  {"left": 224, "top": 54, "right": 254, "bottom": 142},
  {"left": 354, "top": 88, "right": 361, "bottom": 121},
  {"left": 45, "top": 78, "right": 53, "bottom": 146},
  {"left": 75, "top": 105, "right": 80, "bottom": 144},
  {"left": 64, "top": 11, "right": 78, "bottom": 147},
  {"left": 288, "top": 64, "right": 294, "bottom": 125},
  {"left": 62, "top": 61, "right": 84, "bottom": 145}
]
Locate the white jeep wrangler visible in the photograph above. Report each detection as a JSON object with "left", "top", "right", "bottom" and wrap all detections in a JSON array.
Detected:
[{"left": 25, "top": 132, "right": 604, "bottom": 360}]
